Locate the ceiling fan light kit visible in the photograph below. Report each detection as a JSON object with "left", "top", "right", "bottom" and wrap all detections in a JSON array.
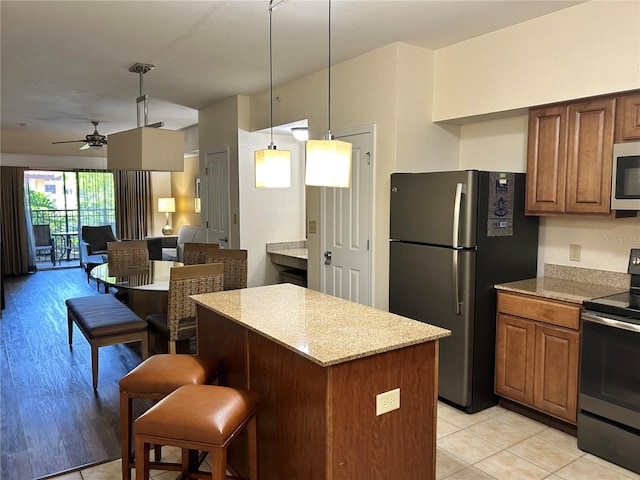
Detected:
[
  {"left": 52, "top": 121, "right": 107, "bottom": 150},
  {"left": 107, "top": 62, "right": 184, "bottom": 171}
]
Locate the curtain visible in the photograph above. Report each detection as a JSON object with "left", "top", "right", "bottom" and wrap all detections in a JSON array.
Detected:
[
  {"left": 1, "top": 166, "right": 33, "bottom": 274},
  {"left": 114, "top": 171, "right": 153, "bottom": 240}
]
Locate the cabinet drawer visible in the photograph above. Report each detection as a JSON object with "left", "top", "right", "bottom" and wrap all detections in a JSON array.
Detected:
[{"left": 497, "top": 291, "right": 580, "bottom": 330}]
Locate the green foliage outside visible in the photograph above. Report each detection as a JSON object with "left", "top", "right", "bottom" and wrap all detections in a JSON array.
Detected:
[{"left": 29, "top": 190, "right": 55, "bottom": 210}]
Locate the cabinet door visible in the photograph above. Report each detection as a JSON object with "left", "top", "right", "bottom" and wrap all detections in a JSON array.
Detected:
[
  {"left": 495, "top": 313, "right": 535, "bottom": 405},
  {"left": 533, "top": 324, "right": 579, "bottom": 424},
  {"left": 526, "top": 106, "right": 568, "bottom": 214},
  {"left": 615, "top": 91, "right": 640, "bottom": 142},
  {"left": 565, "top": 98, "right": 615, "bottom": 214}
]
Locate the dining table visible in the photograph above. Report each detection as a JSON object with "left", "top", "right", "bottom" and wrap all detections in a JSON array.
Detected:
[{"left": 90, "top": 260, "right": 183, "bottom": 319}]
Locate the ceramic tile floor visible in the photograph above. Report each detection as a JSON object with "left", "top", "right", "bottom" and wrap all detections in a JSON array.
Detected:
[{"left": 47, "top": 402, "right": 640, "bottom": 480}]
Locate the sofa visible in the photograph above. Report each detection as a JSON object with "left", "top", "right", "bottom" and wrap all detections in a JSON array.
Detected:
[{"left": 153, "top": 225, "right": 205, "bottom": 262}]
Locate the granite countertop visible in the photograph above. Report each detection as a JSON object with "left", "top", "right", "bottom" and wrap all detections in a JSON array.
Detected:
[
  {"left": 266, "top": 241, "right": 308, "bottom": 270},
  {"left": 192, "top": 283, "right": 450, "bottom": 367},
  {"left": 495, "top": 277, "right": 624, "bottom": 304}
]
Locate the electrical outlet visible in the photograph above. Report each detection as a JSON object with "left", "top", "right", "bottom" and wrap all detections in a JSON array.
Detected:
[
  {"left": 376, "top": 388, "right": 400, "bottom": 416},
  {"left": 570, "top": 244, "right": 581, "bottom": 262}
]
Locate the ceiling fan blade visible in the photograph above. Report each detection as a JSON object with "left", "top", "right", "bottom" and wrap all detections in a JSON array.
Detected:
[
  {"left": 79, "top": 143, "right": 90, "bottom": 150},
  {"left": 51, "top": 140, "right": 85, "bottom": 144}
]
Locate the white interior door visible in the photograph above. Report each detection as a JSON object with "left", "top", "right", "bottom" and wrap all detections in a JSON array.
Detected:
[
  {"left": 321, "top": 129, "right": 372, "bottom": 306},
  {"left": 205, "top": 149, "right": 230, "bottom": 248}
]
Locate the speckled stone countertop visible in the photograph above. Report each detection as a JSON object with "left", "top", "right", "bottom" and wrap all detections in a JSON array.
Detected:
[
  {"left": 192, "top": 283, "right": 450, "bottom": 367},
  {"left": 495, "top": 278, "right": 624, "bottom": 304},
  {"left": 266, "top": 241, "right": 308, "bottom": 270}
]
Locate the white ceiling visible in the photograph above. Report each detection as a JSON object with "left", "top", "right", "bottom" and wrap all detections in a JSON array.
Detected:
[{"left": 1, "top": 0, "right": 583, "bottom": 155}]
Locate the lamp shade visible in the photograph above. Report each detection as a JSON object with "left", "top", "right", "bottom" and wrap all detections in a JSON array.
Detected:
[
  {"left": 107, "top": 127, "right": 185, "bottom": 171},
  {"left": 304, "top": 139, "right": 352, "bottom": 188},
  {"left": 157, "top": 197, "right": 175, "bottom": 213},
  {"left": 255, "top": 148, "right": 291, "bottom": 188}
]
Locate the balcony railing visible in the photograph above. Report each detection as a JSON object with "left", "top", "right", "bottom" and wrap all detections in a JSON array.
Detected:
[{"left": 31, "top": 208, "right": 115, "bottom": 264}]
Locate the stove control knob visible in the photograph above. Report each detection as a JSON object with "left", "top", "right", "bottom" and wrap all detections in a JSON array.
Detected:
[{"left": 633, "top": 256, "right": 640, "bottom": 266}]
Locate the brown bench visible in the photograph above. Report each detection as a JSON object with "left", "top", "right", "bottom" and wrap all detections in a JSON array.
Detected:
[{"left": 66, "top": 295, "right": 149, "bottom": 390}]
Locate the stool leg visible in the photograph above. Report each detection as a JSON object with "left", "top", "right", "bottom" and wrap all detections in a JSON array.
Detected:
[
  {"left": 135, "top": 436, "right": 150, "bottom": 480},
  {"left": 120, "top": 393, "right": 133, "bottom": 480},
  {"left": 211, "top": 448, "right": 226, "bottom": 480},
  {"left": 247, "top": 416, "right": 258, "bottom": 480},
  {"left": 91, "top": 344, "right": 99, "bottom": 390}
]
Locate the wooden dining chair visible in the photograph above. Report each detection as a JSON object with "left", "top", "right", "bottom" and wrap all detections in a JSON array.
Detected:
[
  {"left": 182, "top": 242, "right": 220, "bottom": 265},
  {"left": 205, "top": 248, "right": 248, "bottom": 290},
  {"left": 146, "top": 263, "right": 225, "bottom": 354}
]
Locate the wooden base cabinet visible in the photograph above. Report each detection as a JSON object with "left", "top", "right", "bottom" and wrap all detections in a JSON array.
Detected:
[{"left": 495, "top": 292, "right": 580, "bottom": 424}]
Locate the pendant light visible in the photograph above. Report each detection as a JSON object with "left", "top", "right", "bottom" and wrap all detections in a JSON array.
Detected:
[
  {"left": 304, "top": 0, "right": 352, "bottom": 188},
  {"left": 108, "top": 63, "right": 184, "bottom": 172},
  {"left": 254, "top": 0, "right": 291, "bottom": 188}
]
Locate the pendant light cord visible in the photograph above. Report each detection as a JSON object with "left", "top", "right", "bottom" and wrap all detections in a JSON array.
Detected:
[
  {"left": 269, "top": 0, "right": 275, "bottom": 148},
  {"left": 328, "top": 0, "right": 332, "bottom": 137}
]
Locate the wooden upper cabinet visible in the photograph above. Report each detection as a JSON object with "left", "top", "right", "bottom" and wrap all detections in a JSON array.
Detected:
[
  {"left": 526, "top": 96, "right": 616, "bottom": 216},
  {"left": 526, "top": 106, "right": 568, "bottom": 214},
  {"left": 615, "top": 91, "right": 640, "bottom": 142},
  {"left": 565, "top": 98, "right": 615, "bottom": 214}
]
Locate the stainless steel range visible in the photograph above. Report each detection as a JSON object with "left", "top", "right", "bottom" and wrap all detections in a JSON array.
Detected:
[{"left": 578, "top": 248, "right": 640, "bottom": 474}]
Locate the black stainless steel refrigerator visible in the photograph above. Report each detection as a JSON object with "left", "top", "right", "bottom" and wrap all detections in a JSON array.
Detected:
[{"left": 389, "top": 170, "right": 538, "bottom": 413}]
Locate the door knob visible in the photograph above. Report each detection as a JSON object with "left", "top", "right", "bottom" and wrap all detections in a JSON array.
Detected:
[{"left": 324, "top": 251, "right": 332, "bottom": 265}]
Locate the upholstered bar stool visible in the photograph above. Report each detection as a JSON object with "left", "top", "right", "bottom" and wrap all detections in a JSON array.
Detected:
[
  {"left": 134, "top": 384, "right": 259, "bottom": 480},
  {"left": 119, "top": 354, "right": 221, "bottom": 480}
]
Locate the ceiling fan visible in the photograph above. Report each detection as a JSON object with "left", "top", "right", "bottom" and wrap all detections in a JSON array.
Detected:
[{"left": 52, "top": 121, "right": 107, "bottom": 150}]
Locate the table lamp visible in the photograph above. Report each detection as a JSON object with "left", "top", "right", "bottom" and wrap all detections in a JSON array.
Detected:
[{"left": 158, "top": 197, "right": 175, "bottom": 235}]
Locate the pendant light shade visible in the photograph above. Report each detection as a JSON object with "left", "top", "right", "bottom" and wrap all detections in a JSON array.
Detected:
[
  {"left": 255, "top": 147, "right": 291, "bottom": 188},
  {"left": 304, "top": 0, "right": 352, "bottom": 188},
  {"left": 305, "top": 139, "right": 351, "bottom": 187},
  {"left": 255, "top": 0, "right": 291, "bottom": 188},
  {"left": 108, "top": 63, "right": 184, "bottom": 172}
]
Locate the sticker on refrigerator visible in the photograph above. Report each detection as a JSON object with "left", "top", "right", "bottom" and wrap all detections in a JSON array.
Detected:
[{"left": 487, "top": 172, "right": 514, "bottom": 237}]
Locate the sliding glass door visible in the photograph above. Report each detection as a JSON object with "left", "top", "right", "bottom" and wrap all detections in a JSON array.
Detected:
[{"left": 25, "top": 170, "right": 115, "bottom": 268}]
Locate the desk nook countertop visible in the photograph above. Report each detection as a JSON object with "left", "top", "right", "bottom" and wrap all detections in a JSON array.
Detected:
[
  {"left": 192, "top": 283, "right": 451, "bottom": 480},
  {"left": 192, "top": 283, "right": 450, "bottom": 367}
]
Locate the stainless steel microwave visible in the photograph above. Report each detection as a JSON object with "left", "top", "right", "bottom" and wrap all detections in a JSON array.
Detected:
[{"left": 611, "top": 141, "right": 640, "bottom": 210}]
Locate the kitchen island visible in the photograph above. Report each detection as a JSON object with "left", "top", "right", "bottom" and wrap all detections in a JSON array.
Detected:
[{"left": 192, "top": 283, "right": 450, "bottom": 480}]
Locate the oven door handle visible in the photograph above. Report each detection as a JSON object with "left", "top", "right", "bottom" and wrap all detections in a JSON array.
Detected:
[{"left": 582, "top": 312, "right": 640, "bottom": 333}]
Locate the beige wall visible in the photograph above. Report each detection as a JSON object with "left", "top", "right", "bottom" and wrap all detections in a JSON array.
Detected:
[{"left": 434, "top": 1, "right": 640, "bottom": 122}]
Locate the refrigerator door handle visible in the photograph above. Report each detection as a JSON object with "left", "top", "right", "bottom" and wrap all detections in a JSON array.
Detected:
[
  {"left": 453, "top": 249, "right": 461, "bottom": 315},
  {"left": 452, "top": 182, "right": 465, "bottom": 248},
  {"left": 452, "top": 182, "right": 465, "bottom": 315}
]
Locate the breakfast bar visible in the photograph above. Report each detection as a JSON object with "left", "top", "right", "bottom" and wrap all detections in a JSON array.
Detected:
[{"left": 192, "top": 283, "right": 450, "bottom": 479}]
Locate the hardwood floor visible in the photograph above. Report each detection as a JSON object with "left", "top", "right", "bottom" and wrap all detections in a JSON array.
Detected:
[{"left": 1, "top": 267, "right": 150, "bottom": 479}]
